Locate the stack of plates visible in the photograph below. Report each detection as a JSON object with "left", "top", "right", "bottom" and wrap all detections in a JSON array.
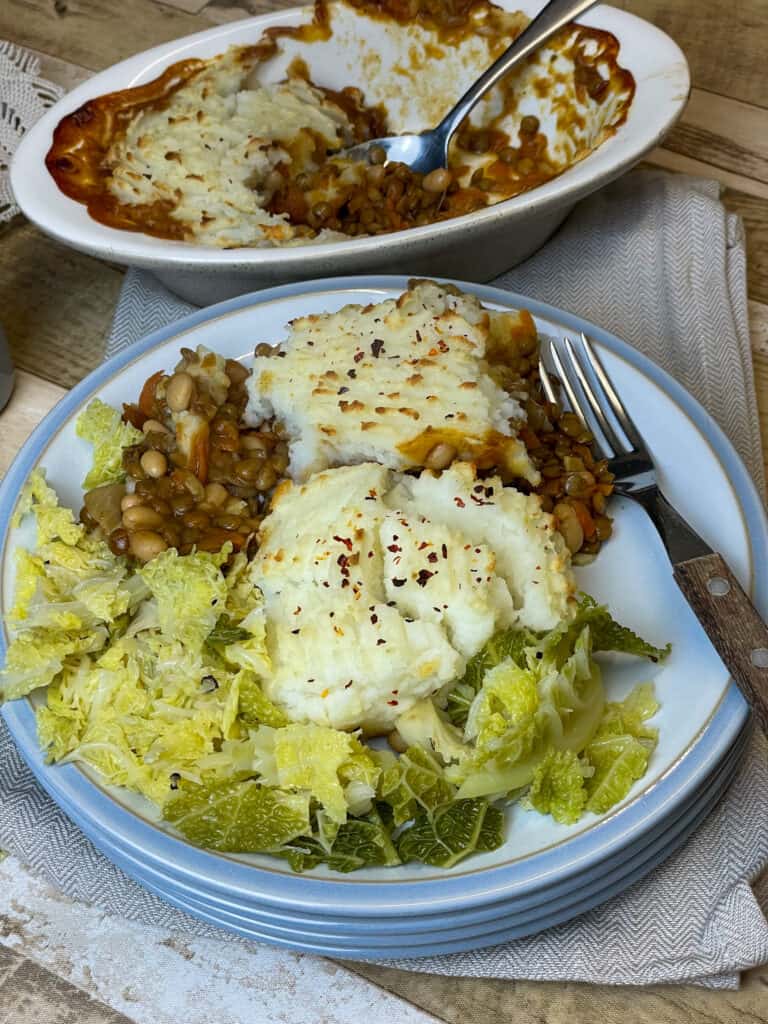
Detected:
[{"left": 1, "top": 278, "right": 763, "bottom": 959}]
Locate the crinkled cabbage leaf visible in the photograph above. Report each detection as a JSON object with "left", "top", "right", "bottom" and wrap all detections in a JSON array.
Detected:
[
  {"left": 2, "top": 475, "right": 669, "bottom": 872},
  {"left": 76, "top": 399, "right": 143, "bottom": 489}
]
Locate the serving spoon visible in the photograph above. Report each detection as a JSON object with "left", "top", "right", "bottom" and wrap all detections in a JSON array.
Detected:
[{"left": 343, "top": 0, "right": 598, "bottom": 175}]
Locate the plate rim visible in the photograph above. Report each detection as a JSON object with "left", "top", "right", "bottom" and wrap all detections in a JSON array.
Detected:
[
  {"left": 0, "top": 274, "right": 760, "bottom": 914},
  {"left": 43, "top": 718, "right": 751, "bottom": 936}
]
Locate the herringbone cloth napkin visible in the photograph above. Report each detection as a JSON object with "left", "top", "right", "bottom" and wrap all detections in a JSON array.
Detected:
[{"left": 3, "top": 169, "right": 768, "bottom": 988}]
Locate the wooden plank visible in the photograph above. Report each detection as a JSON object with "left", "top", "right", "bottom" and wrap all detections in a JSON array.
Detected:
[
  {"left": 0, "top": 372, "right": 66, "bottom": 479},
  {"left": 723, "top": 190, "right": 768, "bottom": 310},
  {"left": 664, "top": 89, "right": 768, "bottom": 189},
  {"left": 620, "top": 0, "right": 768, "bottom": 111},
  {"left": 156, "top": 0, "right": 210, "bottom": 14},
  {"left": 0, "top": 0, "right": 215, "bottom": 73},
  {"left": 646, "top": 149, "right": 768, "bottom": 202},
  {"left": 0, "top": 219, "right": 124, "bottom": 389},
  {"left": 345, "top": 959, "right": 768, "bottom": 1024},
  {"left": 32, "top": 46, "right": 93, "bottom": 91},
  {"left": 0, "top": 945, "right": 134, "bottom": 1024},
  {"left": 750, "top": 299, "right": 768, "bottom": 355}
]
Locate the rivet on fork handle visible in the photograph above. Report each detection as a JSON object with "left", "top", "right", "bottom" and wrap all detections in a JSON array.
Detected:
[{"left": 674, "top": 552, "right": 768, "bottom": 736}]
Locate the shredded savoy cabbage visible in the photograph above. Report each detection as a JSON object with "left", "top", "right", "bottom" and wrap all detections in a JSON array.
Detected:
[{"left": 0, "top": 462, "right": 670, "bottom": 872}]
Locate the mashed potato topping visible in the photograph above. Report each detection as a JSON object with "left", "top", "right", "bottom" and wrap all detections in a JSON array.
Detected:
[
  {"left": 245, "top": 281, "right": 539, "bottom": 483},
  {"left": 252, "top": 460, "right": 574, "bottom": 733},
  {"left": 105, "top": 49, "right": 357, "bottom": 248}
]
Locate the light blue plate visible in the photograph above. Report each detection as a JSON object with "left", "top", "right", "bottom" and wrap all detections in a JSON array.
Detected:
[
  {"left": 77, "top": 725, "right": 746, "bottom": 957},
  {"left": 47, "top": 719, "right": 750, "bottom": 950},
  {"left": 1, "top": 276, "right": 762, "bottom": 928}
]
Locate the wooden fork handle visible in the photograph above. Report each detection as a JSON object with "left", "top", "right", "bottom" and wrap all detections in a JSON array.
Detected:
[{"left": 674, "top": 552, "right": 768, "bottom": 735}]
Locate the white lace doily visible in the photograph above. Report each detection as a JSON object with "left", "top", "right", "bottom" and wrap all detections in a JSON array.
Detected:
[{"left": 0, "top": 41, "right": 64, "bottom": 223}]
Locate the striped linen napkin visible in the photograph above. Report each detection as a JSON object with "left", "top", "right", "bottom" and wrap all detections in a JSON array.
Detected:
[{"left": 2, "top": 168, "right": 767, "bottom": 988}]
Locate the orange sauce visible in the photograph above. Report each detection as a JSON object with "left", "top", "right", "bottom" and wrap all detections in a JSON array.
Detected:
[
  {"left": 45, "top": 0, "right": 635, "bottom": 243},
  {"left": 398, "top": 426, "right": 522, "bottom": 470}
]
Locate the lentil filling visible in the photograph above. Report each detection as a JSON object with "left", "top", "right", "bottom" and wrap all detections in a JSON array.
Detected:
[{"left": 78, "top": 308, "right": 613, "bottom": 565}]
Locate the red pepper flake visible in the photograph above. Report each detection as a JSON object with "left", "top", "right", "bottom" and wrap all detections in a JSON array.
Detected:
[
  {"left": 347, "top": 368, "right": 357, "bottom": 379},
  {"left": 417, "top": 541, "right": 428, "bottom": 550},
  {"left": 427, "top": 552, "right": 438, "bottom": 563},
  {"left": 473, "top": 484, "right": 484, "bottom": 493},
  {"left": 441, "top": 543, "right": 448, "bottom": 559},
  {"left": 417, "top": 569, "right": 435, "bottom": 587},
  {"left": 378, "top": 639, "right": 387, "bottom": 646},
  {"left": 294, "top": 606, "right": 302, "bottom": 615},
  {"left": 308, "top": 678, "right": 315, "bottom": 683},
  {"left": 368, "top": 550, "right": 374, "bottom": 558},
  {"left": 428, "top": 347, "right": 439, "bottom": 356},
  {"left": 371, "top": 339, "right": 385, "bottom": 358},
  {"left": 370, "top": 613, "right": 379, "bottom": 624},
  {"left": 341, "top": 578, "right": 350, "bottom": 588},
  {"left": 454, "top": 497, "right": 466, "bottom": 508},
  {"left": 387, "top": 698, "right": 398, "bottom": 705},
  {"left": 353, "top": 350, "right": 365, "bottom": 363},
  {"left": 322, "top": 581, "right": 330, "bottom": 587},
  {"left": 338, "top": 386, "right": 349, "bottom": 395},
  {"left": 387, "top": 543, "right": 401, "bottom": 553},
  {"left": 345, "top": 681, "right": 353, "bottom": 689},
  {"left": 415, "top": 329, "right": 422, "bottom": 342},
  {"left": 392, "top": 578, "right": 406, "bottom": 587},
  {"left": 438, "top": 339, "right": 449, "bottom": 353},
  {"left": 333, "top": 535, "right": 353, "bottom": 551}
]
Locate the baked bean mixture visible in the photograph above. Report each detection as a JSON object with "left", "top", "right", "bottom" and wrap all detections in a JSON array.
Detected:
[
  {"left": 78, "top": 326, "right": 613, "bottom": 565},
  {"left": 265, "top": 116, "right": 550, "bottom": 238}
]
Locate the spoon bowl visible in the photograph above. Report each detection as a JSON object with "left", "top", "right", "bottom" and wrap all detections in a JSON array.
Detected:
[{"left": 342, "top": 0, "right": 597, "bottom": 175}]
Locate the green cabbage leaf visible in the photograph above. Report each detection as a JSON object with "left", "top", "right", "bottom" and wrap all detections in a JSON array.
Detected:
[{"left": 76, "top": 399, "right": 143, "bottom": 489}]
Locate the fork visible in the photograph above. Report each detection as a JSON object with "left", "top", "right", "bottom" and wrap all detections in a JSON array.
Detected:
[{"left": 540, "top": 333, "right": 768, "bottom": 735}]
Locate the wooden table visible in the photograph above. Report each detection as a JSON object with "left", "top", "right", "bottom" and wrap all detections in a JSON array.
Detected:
[{"left": 1, "top": 1, "right": 768, "bottom": 1021}]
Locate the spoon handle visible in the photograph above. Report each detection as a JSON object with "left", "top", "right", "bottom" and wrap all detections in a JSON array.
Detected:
[{"left": 435, "top": 0, "right": 598, "bottom": 156}]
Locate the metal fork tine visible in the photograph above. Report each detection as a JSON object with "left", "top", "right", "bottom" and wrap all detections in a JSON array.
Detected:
[
  {"left": 578, "top": 332, "right": 646, "bottom": 453},
  {"left": 538, "top": 357, "right": 558, "bottom": 405},
  {"left": 547, "top": 340, "right": 583, "bottom": 422},
  {"left": 563, "top": 337, "right": 625, "bottom": 456}
]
